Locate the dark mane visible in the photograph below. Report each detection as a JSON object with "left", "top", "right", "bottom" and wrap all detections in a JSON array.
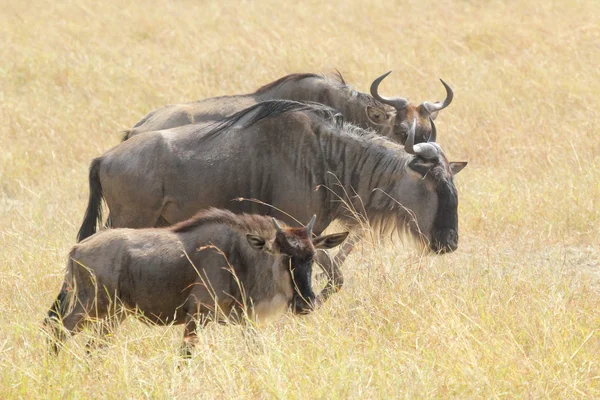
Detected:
[
  {"left": 253, "top": 71, "right": 387, "bottom": 107},
  {"left": 255, "top": 73, "right": 323, "bottom": 94},
  {"left": 255, "top": 70, "right": 383, "bottom": 107},
  {"left": 201, "top": 100, "right": 341, "bottom": 142},
  {"left": 332, "top": 69, "right": 346, "bottom": 85},
  {"left": 306, "top": 115, "right": 417, "bottom": 239},
  {"left": 170, "top": 208, "right": 283, "bottom": 236},
  {"left": 349, "top": 88, "right": 384, "bottom": 108}
]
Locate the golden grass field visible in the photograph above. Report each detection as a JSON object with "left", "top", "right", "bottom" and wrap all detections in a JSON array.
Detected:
[{"left": 1, "top": 0, "right": 599, "bottom": 398}]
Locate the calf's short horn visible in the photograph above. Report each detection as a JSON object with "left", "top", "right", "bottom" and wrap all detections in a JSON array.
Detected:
[
  {"left": 272, "top": 217, "right": 284, "bottom": 233},
  {"left": 306, "top": 215, "right": 316, "bottom": 236}
]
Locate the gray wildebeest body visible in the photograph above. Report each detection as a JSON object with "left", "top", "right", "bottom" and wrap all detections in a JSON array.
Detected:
[
  {"left": 45, "top": 208, "right": 349, "bottom": 356},
  {"left": 124, "top": 71, "right": 454, "bottom": 145},
  {"left": 77, "top": 100, "right": 467, "bottom": 301}
]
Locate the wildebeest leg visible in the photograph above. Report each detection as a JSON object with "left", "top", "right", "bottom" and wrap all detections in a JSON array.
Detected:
[
  {"left": 241, "top": 323, "right": 264, "bottom": 354},
  {"left": 180, "top": 315, "right": 199, "bottom": 359},
  {"left": 315, "top": 251, "right": 344, "bottom": 304},
  {"left": 316, "top": 233, "right": 361, "bottom": 305},
  {"left": 85, "top": 312, "right": 125, "bottom": 354}
]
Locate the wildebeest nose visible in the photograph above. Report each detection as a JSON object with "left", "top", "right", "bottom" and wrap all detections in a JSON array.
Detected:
[
  {"left": 432, "top": 229, "right": 458, "bottom": 253},
  {"left": 438, "top": 242, "right": 457, "bottom": 253},
  {"left": 293, "top": 294, "right": 315, "bottom": 315}
]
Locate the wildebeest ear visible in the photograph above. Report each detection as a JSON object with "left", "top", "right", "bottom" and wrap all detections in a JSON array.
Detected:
[
  {"left": 246, "top": 234, "right": 266, "bottom": 251},
  {"left": 449, "top": 161, "right": 468, "bottom": 175},
  {"left": 408, "top": 158, "right": 433, "bottom": 178},
  {"left": 312, "top": 232, "right": 349, "bottom": 249},
  {"left": 365, "top": 106, "right": 391, "bottom": 125}
]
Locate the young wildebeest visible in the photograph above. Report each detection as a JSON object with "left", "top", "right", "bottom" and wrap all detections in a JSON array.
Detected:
[
  {"left": 76, "top": 100, "right": 467, "bottom": 302},
  {"left": 45, "top": 209, "right": 349, "bottom": 356},
  {"left": 123, "top": 71, "right": 453, "bottom": 145}
]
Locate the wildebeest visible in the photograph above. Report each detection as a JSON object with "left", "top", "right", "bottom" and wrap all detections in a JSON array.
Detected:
[
  {"left": 123, "top": 71, "right": 453, "bottom": 144},
  {"left": 77, "top": 100, "right": 467, "bottom": 300},
  {"left": 45, "top": 208, "right": 349, "bottom": 356}
]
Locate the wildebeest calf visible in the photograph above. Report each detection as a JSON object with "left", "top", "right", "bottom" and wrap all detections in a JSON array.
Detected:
[{"left": 45, "top": 208, "right": 349, "bottom": 356}]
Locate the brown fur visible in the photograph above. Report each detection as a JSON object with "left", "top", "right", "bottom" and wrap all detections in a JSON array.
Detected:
[
  {"left": 47, "top": 207, "right": 349, "bottom": 357},
  {"left": 171, "top": 207, "right": 278, "bottom": 237}
]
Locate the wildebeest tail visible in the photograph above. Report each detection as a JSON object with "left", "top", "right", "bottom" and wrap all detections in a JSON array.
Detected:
[{"left": 76, "top": 157, "right": 104, "bottom": 242}]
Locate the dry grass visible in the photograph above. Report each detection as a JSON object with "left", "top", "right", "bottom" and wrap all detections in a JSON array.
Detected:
[{"left": 1, "top": 0, "right": 600, "bottom": 398}]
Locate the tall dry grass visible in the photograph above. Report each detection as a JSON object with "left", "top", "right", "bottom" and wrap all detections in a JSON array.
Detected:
[{"left": 1, "top": 0, "right": 599, "bottom": 398}]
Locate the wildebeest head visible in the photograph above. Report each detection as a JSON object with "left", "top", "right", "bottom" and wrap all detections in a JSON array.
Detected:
[
  {"left": 246, "top": 216, "right": 349, "bottom": 314},
  {"left": 391, "top": 118, "right": 467, "bottom": 253},
  {"left": 365, "top": 71, "right": 454, "bottom": 145}
]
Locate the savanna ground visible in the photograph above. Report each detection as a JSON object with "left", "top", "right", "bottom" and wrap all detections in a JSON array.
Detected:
[{"left": 1, "top": 0, "right": 599, "bottom": 398}]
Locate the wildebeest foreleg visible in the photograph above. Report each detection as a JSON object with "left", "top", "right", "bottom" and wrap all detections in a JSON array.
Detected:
[
  {"left": 85, "top": 312, "right": 125, "bottom": 354},
  {"left": 316, "top": 234, "right": 360, "bottom": 304},
  {"left": 181, "top": 315, "right": 199, "bottom": 359}
]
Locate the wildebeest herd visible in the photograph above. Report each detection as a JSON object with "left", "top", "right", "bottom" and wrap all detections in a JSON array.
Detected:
[{"left": 44, "top": 71, "right": 467, "bottom": 356}]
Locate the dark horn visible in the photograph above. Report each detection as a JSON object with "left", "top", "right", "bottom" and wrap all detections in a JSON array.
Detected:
[
  {"left": 306, "top": 215, "right": 316, "bottom": 236},
  {"left": 406, "top": 117, "right": 440, "bottom": 160},
  {"left": 428, "top": 118, "right": 437, "bottom": 143},
  {"left": 370, "top": 71, "right": 409, "bottom": 110},
  {"left": 404, "top": 117, "right": 417, "bottom": 155},
  {"left": 272, "top": 217, "right": 284, "bottom": 233},
  {"left": 421, "top": 79, "right": 454, "bottom": 114}
]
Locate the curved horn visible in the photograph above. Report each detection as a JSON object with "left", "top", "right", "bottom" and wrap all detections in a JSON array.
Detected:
[
  {"left": 271, "top": 217, "right": 284, "bottom": 234},
  {"left": 370, "top": 71, "right": 409, "bottom": 110},
  {"left": 426, "top": 118, "right": 443, "bottom": 155},
  {"left": 421, "top": 79, "right": 454, "bottom": 115},
  {"left": 428, "top": 118, "right": 437, "bottom": 143},
  {"left": 405, "top": 117, "right": 441, "bottom": 160},
  {"left": 404, "top": 117, "right": 417, "bottom": 155},
  {"left": 306, "top": 215, "right": 316, "bottom": 236}
]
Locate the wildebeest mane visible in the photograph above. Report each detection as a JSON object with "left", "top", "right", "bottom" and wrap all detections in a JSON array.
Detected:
[
  {"left": 170, "top": 207, "right": 282, "bottom": 237},
  {"left": 200, "top": 99, "right": 341, "bottom": 142},
  {"left": 307, "top": 115, "right": 418, "bottom": 240},
  {"left": 180, "top": 99, "right": 417, "bottom": 243},
  {"left": 332, "top": 69, "right": 346, "bottom": 85}
]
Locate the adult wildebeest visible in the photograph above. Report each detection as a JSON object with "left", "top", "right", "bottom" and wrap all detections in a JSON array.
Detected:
[
  {"left": 45, "top": 208, "right": 349, "bottom": 356},
  {"left": 123, "top": 71, "right": 453, "bottom": 145},
  {"left": 77, "top": 100, "right": 467, "bottom": 300}
]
